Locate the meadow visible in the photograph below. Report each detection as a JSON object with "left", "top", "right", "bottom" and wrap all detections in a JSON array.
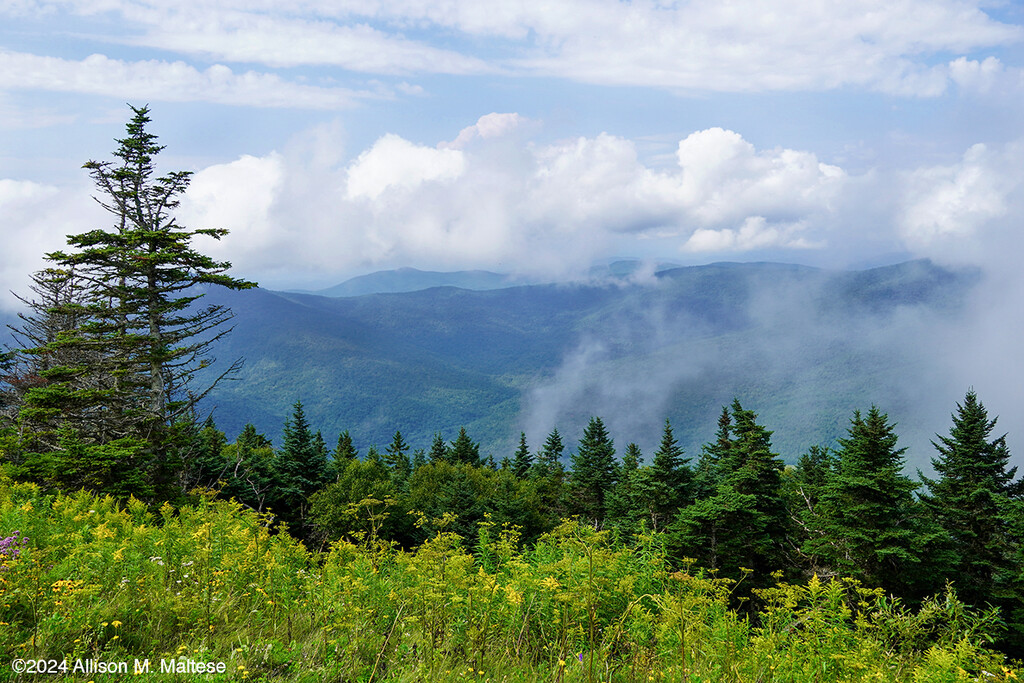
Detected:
[{"left": 0, "top": 475, "right": 1017, "bottom": 682}]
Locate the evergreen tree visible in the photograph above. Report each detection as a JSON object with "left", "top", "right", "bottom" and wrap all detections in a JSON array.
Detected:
[
  {"left": 221, "top": 424, "right": 275, "bottom": 512},
  {"left": 185, "top": 415, "right": 229, "bottom": 490},
  {"left": 808, "top": 407, "right": 926, "bottom": 595},
  {"left": 606, "top": 442, "right": 648, "bottom": 537},
  {"left": 512, "top": 432, "right": 533, "bottom": 478},
  {"left": 669, "top": 401, "right": 786, "bottom": 580},
  {"left": 384, "top": 429, "right": 412, "bottom": 484},
  {"left": 449, "top": 427, "right": 482, "bottom": 466},
  {"left": 920, "top": 390, "right": 1019, "bottom": 606},
  {"left": 334, "top": 430, "right": 358, "bottom": 461},
  {"left": 533, "top": 427, "right": 565, "bottom": 478},
  {"left": 412, "top": 448, "right": 427, "bottom": 471},
  {"left": 429, "top": 432, "right": 450, "bottom": 463},
  {"left": 650, "top": 419, "right": 692, "bottom": 530},
  {"left": 569, "top": 416, "right": 617, "bottom": 525},
  {"left": 272, "top": 401, "right": 330, "bottom": 531},
  {"left": 785, "top": 445, "right": 837, "bottom": 574},
  {"left": 692, "top": 406, "right": 731, "bottom": 500},
  {"left": 532, "top": 427, "right": 567, "bottom": 526},
  {"left": 11, "top": 106, "right": 254, "bottom": 498}
]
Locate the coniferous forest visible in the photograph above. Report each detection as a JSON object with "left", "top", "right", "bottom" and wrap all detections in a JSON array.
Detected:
[{"left": 3, "top": 110, "right": 1024, "bottom": 681}]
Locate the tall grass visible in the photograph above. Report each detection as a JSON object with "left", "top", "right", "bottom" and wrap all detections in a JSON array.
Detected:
[{"left": 0, "top": 476, "right": 1015, "bottom": 682}]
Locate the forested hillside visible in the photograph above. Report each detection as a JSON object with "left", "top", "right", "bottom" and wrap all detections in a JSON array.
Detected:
[{"left": 197, "top": 258, "right": 977, "bottom": 463}]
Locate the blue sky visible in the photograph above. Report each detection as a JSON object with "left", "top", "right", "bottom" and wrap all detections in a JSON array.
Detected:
[{"left": 1, "top": 0, "right": 1023, "bottom": 299}]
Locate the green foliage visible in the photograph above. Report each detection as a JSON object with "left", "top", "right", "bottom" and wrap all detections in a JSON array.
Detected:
[
  {"left": 669, "top": 400, "right": 787, "bottom": 582},
  {"left": 449, "top": 426, "right": 482, "bottom": 466},
  {"left": 0, "top": 477, "right": 1013, "bottom": 683},
  {"left": 512, "top": 432, "right": 533, "bottom": 479},
  {"left": 569, "top": 417, "right": 617, "bottom": 525},
  {"left": 272, "top": 401, "right": 331, "bottom": 532},
  {"left": 6, "top": 106, "right": 254, "bottom": 501},
  {"left": 807, "top": 406, "right": 929, "bottom": 595},
  {"left": 921, "top": 390, "right": 1020, "bottom": 606},
  {"left": 650, "top": 419, "right": 692, "bottom": 529}
]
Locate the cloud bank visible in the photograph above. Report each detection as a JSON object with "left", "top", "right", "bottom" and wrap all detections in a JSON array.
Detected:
[{"left": 163, "top": 117, "right": 855, "bottom": 288}]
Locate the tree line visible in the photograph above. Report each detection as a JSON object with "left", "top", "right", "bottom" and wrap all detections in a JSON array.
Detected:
[{"left": 3, "top": 107, "right": 1024, "bottom": 655}]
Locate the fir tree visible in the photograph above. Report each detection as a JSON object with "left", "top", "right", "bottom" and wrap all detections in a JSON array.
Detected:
[
  {"left": 606, "top": 442, "right": 649, "bottom": 537},
  {"left": 920, "top": 390, "right": 1019, "bottom": 606},
  {"left": 273, "top": 401, "right": 330, "bottom": 531},
  {"left": 569, "top": 416, "right": 617, "bottom": 525},
  {"left": 808, "top": 407, "right": 926, "bottom": 595},
  {"left": 11, "top": 106, "right": 254, "bottom": 498},
  {"left": 333, "top": 430, "right": 358, "bottom": 462},
  {"left": 512, "top": 432, "right": 533, "bottom": 478},
  {"left": 692, "top": 406, "right": 731, "bottom": 500},
  {"left": 650, "top": 419, "right": 692, "bottom": 530},
  {"left": 450, "top": 427, "right": 482, "bottom": 466},
  {"left": 669, "top": 401, "right": 786, "bottom": 580},
  {"left": 533, "top": 427, "right": 565, "bottom": 478},
  {"left": 429, "top": 432, "right": 450, "bottom": 463},
  {"left": 412, "top": 448, "right": 427, "bottom": 471},
  {"left": 384, "top": 430, "right": 413, "bottom": 484}
]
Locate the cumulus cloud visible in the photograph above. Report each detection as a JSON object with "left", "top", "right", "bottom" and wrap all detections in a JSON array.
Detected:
[
  {"left": 900, "top": 141, "right": 1024, "bottom": 260},
  {"left": 0, "top": 50, "right": 371, "bottom": 109},
  {"left": 171, "top": 117, "right": 856, "bottom": 287},
  {"left": 444, "top": 113, "right": 525, "bottom": 150},
  {"left": 0, "top": 178, "right": 100, "bottom": 312},
  {"left": 346, "top": 135, "right": 465, "bottom": 200}
]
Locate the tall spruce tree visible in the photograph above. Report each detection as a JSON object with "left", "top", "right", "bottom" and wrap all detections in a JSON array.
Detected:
[
  {"left": 273, "top": 401, "right": 330, "bottom": 530},
  {"left": 533, "top": 427, "right": 565, "bottom": 478},
  {"left": 692, "top": 406, "right": 731, "bottom": 500},
  {"left": 569, "top": 416, "right": 617, "bottom": 525},
  {"left": 650, "top": 419, "right": 692, "bottom": 530},
  {"left": 384, "top": 429, "right": 413, "bottom": 485},
  {"left": 807, "top": 407, "right": 926, "bottom": 595},
  {"left": 12, "top": 106, "right": 254, "bottom": 497},
  {"left": 512, "top": 432, "right": 533, "bottom": 479},
  {"left": 920, "top": 390, "right": 1019, "bottom": 606},
  {"left": 429, "top": 432, "right": 450, "bottom": 463},
  {"left": 334, "top": 430, "right": 358, "bottom": 462},
  {"left": 449, "top": 427, "right": 482, "bottom": 466},
  {"left": 606, "top": 442, "right": 650, "bottom": 537},
  {"left": 669, "top": 400, "right": 786, "bottom": 579}
]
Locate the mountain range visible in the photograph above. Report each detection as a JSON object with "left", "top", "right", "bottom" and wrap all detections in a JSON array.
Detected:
[{"left": 181, "top": 259, "right": 977, "bottom": 467}]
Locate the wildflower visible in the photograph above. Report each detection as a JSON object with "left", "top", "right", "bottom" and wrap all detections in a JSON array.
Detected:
[{"left": 112, "top": 621, "right": 122, "bottom": 628}]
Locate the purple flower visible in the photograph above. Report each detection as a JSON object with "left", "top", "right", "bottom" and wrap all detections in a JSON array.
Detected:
[{"left": 0, "top": 531, "right": 29, "bottom": 566}]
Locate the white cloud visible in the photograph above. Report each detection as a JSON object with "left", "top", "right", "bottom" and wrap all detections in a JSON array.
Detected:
[
  {"left": 948, "top": 56, "right": 1004, "bottom": 92},
  {"left": 900, "top": 141, "right": 1024, "bottom": 258},
  {"left": 0, "top": 50, "right": 370, "bottom": 109},
  {"left": 444, "top": 112, "right": 525, "bottom": 149},
  {"left": 683, "top": 217, "right": 817, "bottom": 253},
  {"left": 673, "top": 128, "right": 846, "bottom": 230},
  {"left": 6, "top": 0, "right": 1019, "bottom": 96},
  {"left": 126, "top": 9, "right": 493, "bottom": 74},
  {"left": 172, "top": 119, "right": 856, "bottom": 286},
  {"left": 0, "top": 178, "right": 100, "bottom": 312},
  {"left": 346, "top": 134, "right": 465, "bottom": 200}
]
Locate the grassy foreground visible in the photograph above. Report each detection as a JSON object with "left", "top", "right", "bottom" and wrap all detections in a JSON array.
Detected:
[{"left": 0, "top": 477, "right": 1018, "bottom": 682}]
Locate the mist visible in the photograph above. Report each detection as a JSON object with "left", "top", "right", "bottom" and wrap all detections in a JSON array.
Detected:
[{"left": 517, "top": 260, "right": 1008, "bottom": 473}]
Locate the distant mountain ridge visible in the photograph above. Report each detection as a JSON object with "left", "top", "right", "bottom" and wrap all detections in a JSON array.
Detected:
[
  {"left": 188, "top": 258, "right": 977, "bottom": 466},
  {"left": 309, "top": 267, "right": 530, "bottom": 297},
  {"left": 303, "top": 260, "right": 684, "bottom": 297}
]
